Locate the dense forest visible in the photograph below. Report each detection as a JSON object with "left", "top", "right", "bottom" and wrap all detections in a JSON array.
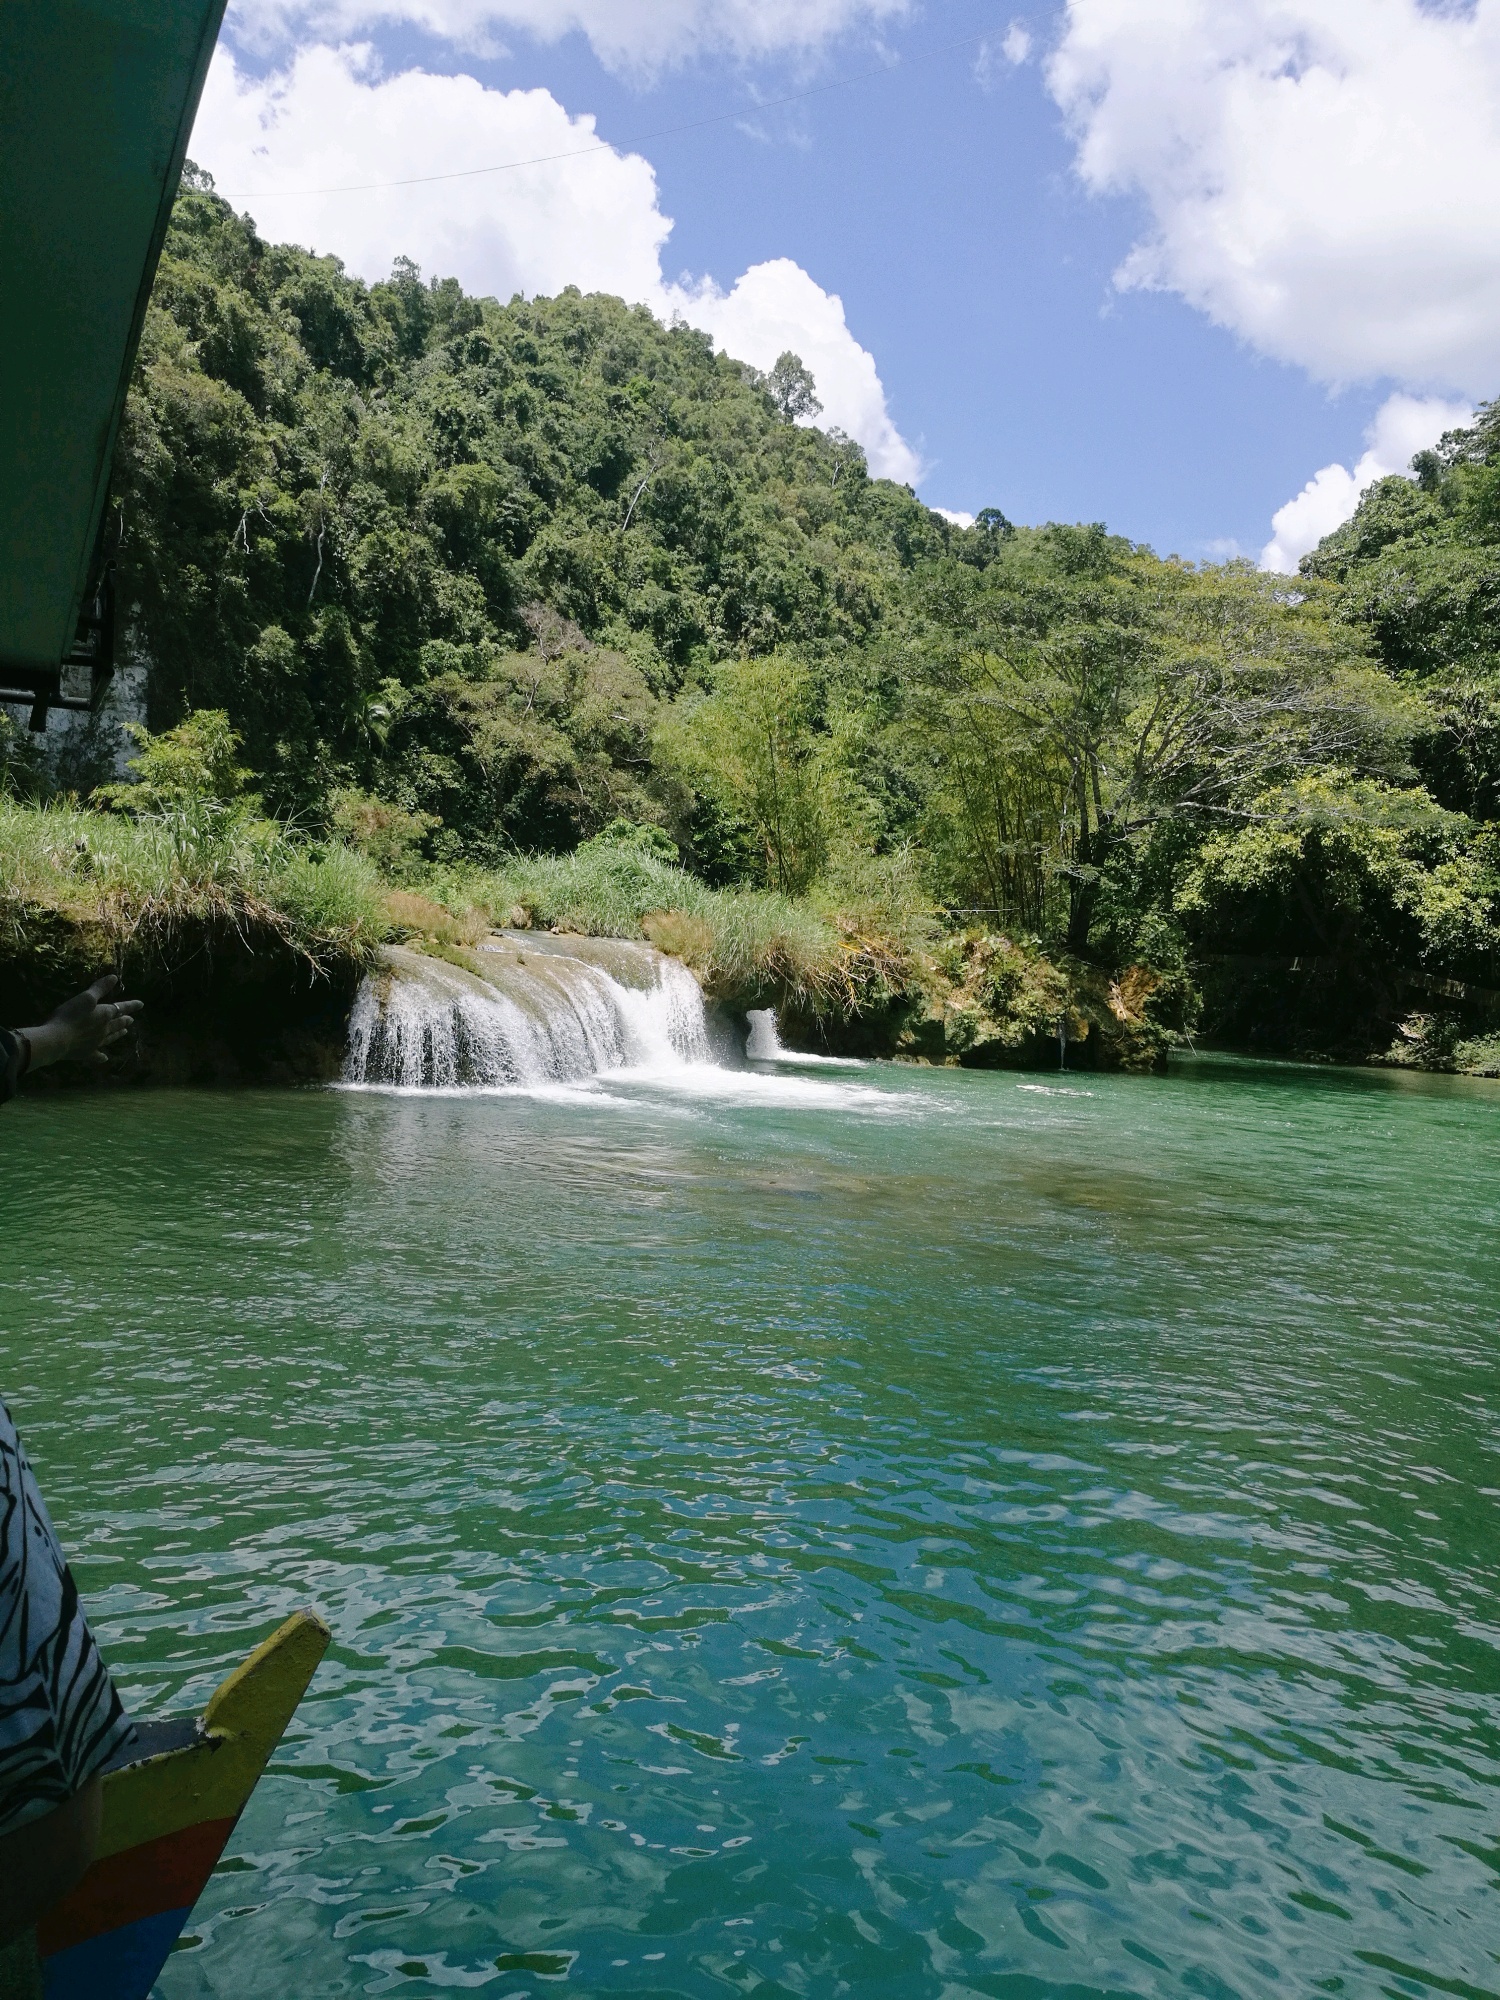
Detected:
[{"left": 4, "top": 168, "right": 1500, "bottom": 1074}]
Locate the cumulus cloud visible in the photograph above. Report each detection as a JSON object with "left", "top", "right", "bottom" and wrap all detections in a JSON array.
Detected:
[
  {"left": 228, "top": 0, "right": 909, "bottom": 71},
  {"left": 197, "top": 44, "right": 670, "bottom": 302},
  {"left": 681, "top": 261, "right": 923, "bottom": 481},
  {"left": 1260, "top": 392, "right": 1471, "bottom": 572},
  {"left": 1049, "top": 0, "right": 1500, "bottom": 394},
  {"left": 193, "top": 45, "right": 919, "bottom": 480},
  {"left": 933, "top": 506, "right": 975, "bottom": 528}
]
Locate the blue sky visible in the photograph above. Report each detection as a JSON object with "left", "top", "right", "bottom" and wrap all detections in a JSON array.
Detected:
[{"left": 198, "top": 2, "right": 1500, "bottom": 568}]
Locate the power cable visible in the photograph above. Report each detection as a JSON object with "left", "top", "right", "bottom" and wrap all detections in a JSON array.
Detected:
[{"left": 221, "top": 16, "right": 1007, "bottom": 199}]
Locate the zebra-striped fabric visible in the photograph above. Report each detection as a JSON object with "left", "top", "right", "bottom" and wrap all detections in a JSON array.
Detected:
[{"left": 0, "top": 1398, "right": 131, "bottom": 1838}]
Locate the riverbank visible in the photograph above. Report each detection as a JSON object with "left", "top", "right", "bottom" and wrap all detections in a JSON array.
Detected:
[
  {"left": 0, "top": 796, "right": 383, "bottom": 1083},
  {"left": 4, "top": 798, "right": 1496, "bottom": 1083},
  {"left": 0, "top": 800, "right": 1175, "bottom": 1082}
]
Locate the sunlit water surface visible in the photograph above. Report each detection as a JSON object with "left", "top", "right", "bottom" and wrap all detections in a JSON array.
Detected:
[{"left": 3, "top": 1055, "right": 1498, "bottom": 1999}]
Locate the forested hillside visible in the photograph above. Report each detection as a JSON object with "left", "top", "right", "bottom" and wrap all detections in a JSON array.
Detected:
[
  {"left": 108, "top": 168, "right": 951, "bottom": 873},
  {"left": 5, "top": 168, "right": 1499, "bottom": 1074}
]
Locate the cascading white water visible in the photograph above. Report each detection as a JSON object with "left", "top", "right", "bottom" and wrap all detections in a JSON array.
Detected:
[
  {"left": 745, "top": 1009, "right": 786, "bottom": 1059},
  {"left": 344, "top": 937, "right": 723, "bottom": 1089}
]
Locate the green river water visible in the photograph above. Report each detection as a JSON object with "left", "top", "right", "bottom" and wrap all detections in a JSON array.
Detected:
[{"left": 2, "top": 1054, "right": 1498, "bottom": 1998}]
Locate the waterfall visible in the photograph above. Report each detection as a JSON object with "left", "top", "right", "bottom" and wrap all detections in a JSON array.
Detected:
[
  {"left": 344, "top": 936, "right": 728, "bottom": 1089},
  {"left": 746, "top": 1005, "right": 863, "bottom": 1068},
  {"left": 745, "top": 1009, "right": 785, "bottom": 1059}
]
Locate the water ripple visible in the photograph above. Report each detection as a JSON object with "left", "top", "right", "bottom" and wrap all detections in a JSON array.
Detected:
[{"left": 1, "top": 1059, "right": 1497, "bottom": 1997}]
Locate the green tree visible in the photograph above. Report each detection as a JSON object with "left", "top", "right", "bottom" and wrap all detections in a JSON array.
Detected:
[
  {"left": 99, "top": 709, "right": 253, "bottom": 814},
  {"left": 766, "top": 352, "right": 822, "bottom": 424},
  {"left": 108, "top": 177, "right": 940, "bottom": 842},
  {"left": 903, "top": 539, "right": 1411, "bottom": 951},
  {"left": 660, "top": 655, "right": 827, "bottom": 893},
  {"left": 1304, "top": 399, "right": 1500, "bottom": 819}
]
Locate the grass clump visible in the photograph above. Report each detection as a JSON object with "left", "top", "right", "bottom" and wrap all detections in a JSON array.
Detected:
[
  {"left": 0, "top": 714, "right": 387, "bottom": 991},
  {"left": 442, "top": 842, "right": 843, "bottom": 1008},
  {"left": 0, "top": 792, "right": 386, "bottom": 976},
  {"left": 1453, "top": 1031, "right": 1500, "bottom": 1076},
  {"left": 419, "top": 825, "right": 932, "bottom": 1016}
]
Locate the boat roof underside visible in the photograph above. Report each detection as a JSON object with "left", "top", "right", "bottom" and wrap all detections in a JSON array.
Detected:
[{"left": 0, "top": 0, "right": 226, "bottom": 680}]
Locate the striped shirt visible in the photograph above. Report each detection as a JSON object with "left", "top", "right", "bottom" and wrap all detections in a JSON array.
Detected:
[{"left": 0, "top": 1397, "right": 131, "bottom": 1837}]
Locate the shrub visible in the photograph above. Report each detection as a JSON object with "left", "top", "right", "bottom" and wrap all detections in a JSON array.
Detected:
[{"left": 330, "top": 788, "right": 438, "bottom": 878}]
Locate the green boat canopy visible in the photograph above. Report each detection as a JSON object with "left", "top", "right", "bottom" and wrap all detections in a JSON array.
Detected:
[{"left": 0, "top": 0, "right": 227, "bottom": 724}]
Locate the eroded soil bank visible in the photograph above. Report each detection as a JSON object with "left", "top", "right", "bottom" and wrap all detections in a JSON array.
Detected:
[{"left": 0, "top": 909, "right": 362, "bottom": 1088}]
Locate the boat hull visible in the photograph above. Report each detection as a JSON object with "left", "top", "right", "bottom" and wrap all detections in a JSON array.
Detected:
[{"left": 37, "top": 1610, "right": 330, "bottom": 2000}]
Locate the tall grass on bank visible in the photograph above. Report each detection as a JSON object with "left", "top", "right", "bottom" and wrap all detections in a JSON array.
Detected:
[
  {"left": 1, "top": 793, "right": 924, "bottom": 1019},
  {"left": 500, "top": 849, "right": 838, "bottom": 1004},
  {"left": 0, "top": 796, "right": 387, "bottom": 978},
  {"left": 416, "top": 838, "right": 932, "bottom": 1013}
]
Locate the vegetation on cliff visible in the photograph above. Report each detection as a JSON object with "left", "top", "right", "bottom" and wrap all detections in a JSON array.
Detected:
[
  {"left": 0, "top": 712, "right": 385, "bottom": 1078},
  {"left": 4, "top": 168, "right": 1500, "bottom": 1074}
]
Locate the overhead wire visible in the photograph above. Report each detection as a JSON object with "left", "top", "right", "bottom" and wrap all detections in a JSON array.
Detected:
[{"left": 221, "top": 16, "right": 1007, "bottom": 200}]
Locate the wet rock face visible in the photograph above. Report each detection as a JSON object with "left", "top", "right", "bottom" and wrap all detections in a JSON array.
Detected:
[
  {"left": 887, "top": 937, "right": 1175, "bottom": 1074},
  {"left": 1, "top": 917, "right": 363, "bottom": 1091},
  {"left": 773, "top": 933, "right": 1183, "bottom": 1073}
]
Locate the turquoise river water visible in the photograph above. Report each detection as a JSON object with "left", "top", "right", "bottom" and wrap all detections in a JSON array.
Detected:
[{"left": 2, "top": 1053, "right": 1499, "bottom": 1999}]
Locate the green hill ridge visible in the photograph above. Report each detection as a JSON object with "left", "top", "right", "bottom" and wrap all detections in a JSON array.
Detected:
[{"left": 3, "top": 168, "right": 1499, "bottom": 1078}]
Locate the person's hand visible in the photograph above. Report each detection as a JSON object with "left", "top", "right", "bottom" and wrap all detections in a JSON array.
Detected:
[{"left": 21, "top": 975, "right": 143, "bottom": 1072}]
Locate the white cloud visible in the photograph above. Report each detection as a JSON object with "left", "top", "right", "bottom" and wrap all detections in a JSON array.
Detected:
[
  {"left": 192, "top": 45, "right": 918, "bottom": 480},
  {"left": 1002, "top": 22, "right": 1032, "bottom": 66},
  {"left": 1260, "top": 391, "right": 1471, "bottom": 572},
  {"left": 976, "top": 20, "right": 1033, "bottom": 89},
  {"left": 198, "top": 44, "right": 670, "bottom": 302},
  {"left": 227, "top": 0, "right": 909, "bottom": 71},
  {"left": 1049, "top": 1, "right": 1500, "bottom": 394},
  {"left": 933, "top": 506, "right": 975, "bottom": 528},
  {"left": 679, "top": 260, "right": 923, "bottom": 482}
]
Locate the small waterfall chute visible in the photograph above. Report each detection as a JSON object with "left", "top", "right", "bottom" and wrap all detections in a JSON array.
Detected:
[
  {"left": 745, "top": 1006, "right": 865, "bottom": 1069},
  {"left": 344, "top": 937, "right": 721, "bottom": 1090},
  {"left": 746, "top": 1009, "right": 785, "bottom": 1060}
]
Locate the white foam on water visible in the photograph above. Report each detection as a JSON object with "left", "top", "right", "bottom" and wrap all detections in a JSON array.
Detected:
[
  {"left": 343, "top": 946, "right": 924, "bottom": 1116},
  {"left": 603, "top": 1064, "right": 915, "bottom": 1115}
]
